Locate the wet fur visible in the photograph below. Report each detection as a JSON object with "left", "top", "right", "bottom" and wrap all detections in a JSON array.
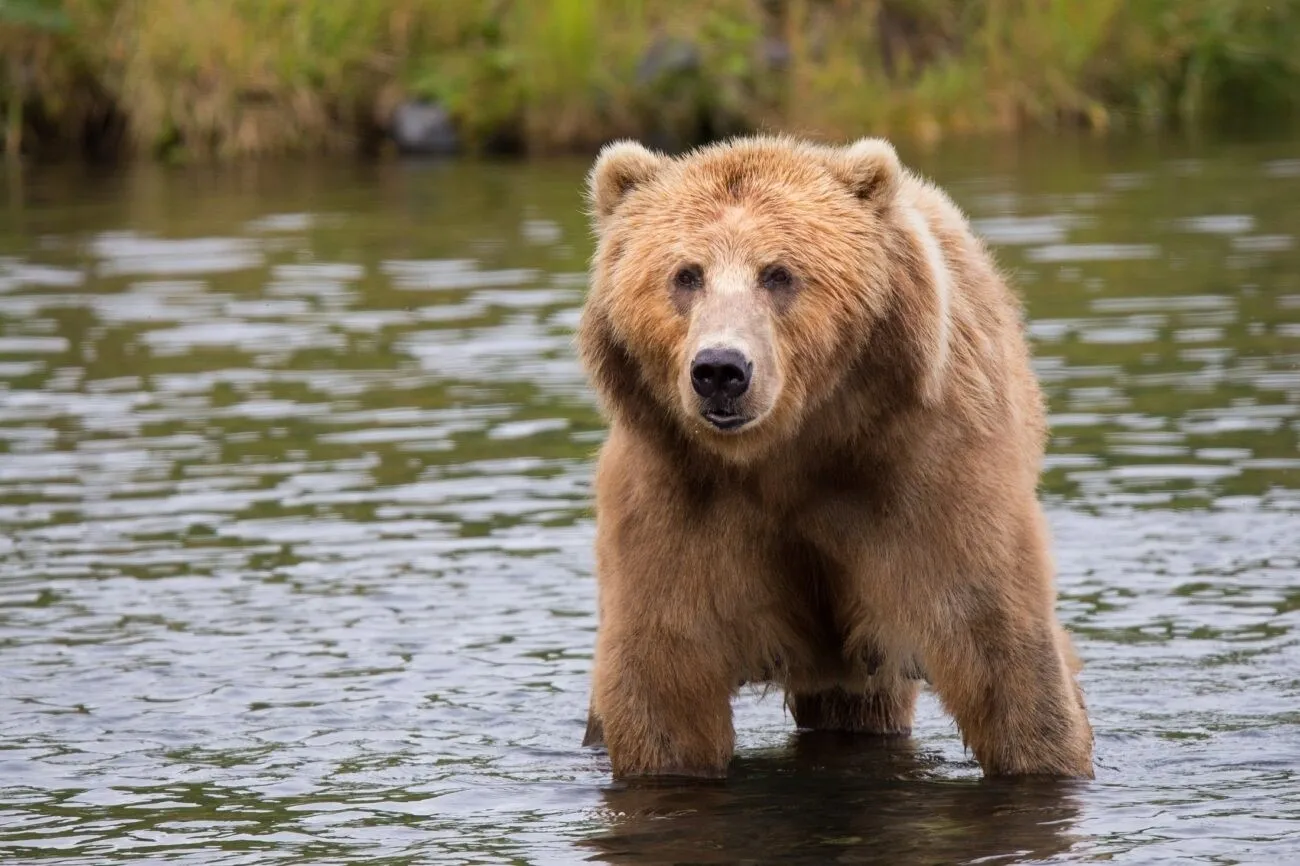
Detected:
[{"left": 576, "top": 135, "right": 1094, "bottom": 779}]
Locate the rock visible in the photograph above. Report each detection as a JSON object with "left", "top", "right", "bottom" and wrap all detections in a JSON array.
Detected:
[
  {"left": 391, "top": 101, "right": 459, "bottom": 156},
  {"left": 635, "top": 37, "right": 701, "bottom": 87},
  {"left": 759, "top": 36, "right": 791, "bottom": 70}
]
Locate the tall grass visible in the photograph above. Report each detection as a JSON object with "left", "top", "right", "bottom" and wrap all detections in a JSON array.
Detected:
[
  {"left": 3, "top": 0, "right": 1299, "bottom": 161},
  {"left": 1, "top": 0, "right": 72, "bottom": 159}
]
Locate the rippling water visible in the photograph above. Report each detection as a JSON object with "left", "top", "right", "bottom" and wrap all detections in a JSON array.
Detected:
[{"left": 1, "top": 137, "right": 1298, "bottom": 864}]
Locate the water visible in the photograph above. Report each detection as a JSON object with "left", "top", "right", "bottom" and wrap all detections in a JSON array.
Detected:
[{"left": 0, "top": 135, "right": 1297, "bottom": 864}]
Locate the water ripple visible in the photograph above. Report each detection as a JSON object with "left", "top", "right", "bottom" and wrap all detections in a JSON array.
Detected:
[{"left": 0, "top": 145, "right": 1297, "bottom": 864}]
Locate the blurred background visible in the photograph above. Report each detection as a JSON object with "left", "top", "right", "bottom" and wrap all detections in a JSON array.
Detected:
[
  {"left": 3, "top": 0, "right": 1300, "bottom": 161},
  {"left": 1, "top": 3, "right": 1298, "bottom": 866}
]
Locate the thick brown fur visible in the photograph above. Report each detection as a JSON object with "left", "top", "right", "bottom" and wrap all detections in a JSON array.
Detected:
[{"left": 576, "top": 135, "right": 1094, "bottom": 780}]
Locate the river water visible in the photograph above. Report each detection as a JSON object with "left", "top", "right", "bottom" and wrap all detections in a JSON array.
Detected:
[{"left": 0, "top": 134, "right": 1297, "bottom": 864}]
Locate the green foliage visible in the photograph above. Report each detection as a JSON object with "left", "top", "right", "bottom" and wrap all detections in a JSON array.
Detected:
[
  {"left": 2, "top": 0, "right": 1299, "bottom": 159},
  {"left": 0, "top": 0, "right": 70, "bottom": 31},
  {"left": 1091, "top": 0, "right": 1300, "bottom": 131},
  {"left": 1, "top": 0, "right": 73, "bottom": 158}
]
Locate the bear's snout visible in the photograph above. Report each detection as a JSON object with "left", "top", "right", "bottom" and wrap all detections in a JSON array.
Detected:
[
  {"left": 690, "top": 347, "right": 753, "bottom": 431},
  {"left": 690, "top": 348, "right": 752, "bottom": 399}
]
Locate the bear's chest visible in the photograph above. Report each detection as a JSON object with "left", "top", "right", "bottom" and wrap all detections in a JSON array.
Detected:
[
  {"left": 745, "top": 446, "right": 898, "bottom": 523},
  {"left": 755, "top": 530, "right": 869, "bottom": 677}
]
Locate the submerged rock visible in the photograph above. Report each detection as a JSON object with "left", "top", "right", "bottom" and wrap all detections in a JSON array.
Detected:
[{"left": 391, "top": 101, "right": 459, "bottom": 156}]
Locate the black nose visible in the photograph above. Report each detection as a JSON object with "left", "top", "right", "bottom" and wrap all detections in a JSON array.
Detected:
[{"left": 691, "top": 348, "right": 752, "bottom": 399}]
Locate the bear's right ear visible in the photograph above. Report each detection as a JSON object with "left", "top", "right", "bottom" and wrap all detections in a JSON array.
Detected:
[
  {"left": 587, "top": 141, "right": 665, "bottom": 225},
  {"left": 822, "top": 137, "right": 902, "bottom": 205}
]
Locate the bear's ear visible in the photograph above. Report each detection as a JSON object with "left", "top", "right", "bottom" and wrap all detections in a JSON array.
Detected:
[
  {"left": 822, "top": 137, "right": 902, "bottom": 204},
  {"left": 587, "top": 141, "right": 665, "bottom": 224}
]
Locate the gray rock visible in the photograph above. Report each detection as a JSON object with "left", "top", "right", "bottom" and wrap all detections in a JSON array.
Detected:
[
  {"left": 391, "top": 101, "right": 459, "bottom": 155},
  {"left": 636, "top": 37, "right": 701, "bottom": 87},
  {"left": 760, "top": 37, "right": 791, "bottom": 70}
]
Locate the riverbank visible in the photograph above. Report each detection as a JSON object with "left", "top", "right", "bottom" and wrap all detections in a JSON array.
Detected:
[{"left": 3, "top": 0, "right": 1298, "bottom": 162}]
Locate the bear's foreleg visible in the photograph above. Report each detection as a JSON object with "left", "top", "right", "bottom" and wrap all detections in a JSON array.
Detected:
[
  {"left": 590, "top": 621, "right": 736, "bottom": 778},
  {"left": 921, "top": 584, "right": 1094, "bottom": 778}
]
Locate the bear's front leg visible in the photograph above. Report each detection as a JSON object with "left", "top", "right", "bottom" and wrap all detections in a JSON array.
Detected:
[
  {"left": 921, "top": 582, "right": 1094, "bottom": 778},
  {"left": 590, "top": 620, "right": 736, "bottom": 778}
]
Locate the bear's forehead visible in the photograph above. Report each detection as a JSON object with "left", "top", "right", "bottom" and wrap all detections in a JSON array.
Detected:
[
  {"left": 633, "top": 198, "right": 792, "bottom": 256},
  {"left": 607, "top": 144, "right": 873, "bottom": 261},
  {"left": 669, "top": 148, "right": 833, "bottom": 199},
  {"left": 633, "top": 163, "right": 853, "bottom": 249}
]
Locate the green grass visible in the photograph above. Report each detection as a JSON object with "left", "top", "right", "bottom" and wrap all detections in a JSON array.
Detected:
[{"left": 3, "top": 0, "right": 1299, "bottom": 161}]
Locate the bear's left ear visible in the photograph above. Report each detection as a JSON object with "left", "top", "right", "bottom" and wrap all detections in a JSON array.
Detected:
[
  {"left": 587, "top": 141, "right": 666, "bottom": 225},
  {"left": 822, "top": 137, "right": 902, "bottom": 204}
]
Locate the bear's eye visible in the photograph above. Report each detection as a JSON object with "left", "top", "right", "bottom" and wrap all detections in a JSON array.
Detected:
[
  {"left": 673, "top": 265, "right": 703, "bottom": 291},
  {"left": 761, "top": 265, "right": 794, "bottom": 291}
]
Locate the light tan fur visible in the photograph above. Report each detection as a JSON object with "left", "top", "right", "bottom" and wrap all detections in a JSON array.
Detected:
[{"left": 576, "top": 135, "right": 1094, "bottom": 779}]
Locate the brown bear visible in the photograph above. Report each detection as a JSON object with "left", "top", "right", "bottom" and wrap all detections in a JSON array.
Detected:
[{"left": 575, "top": 134, "right": 1094, "bottom": 780}]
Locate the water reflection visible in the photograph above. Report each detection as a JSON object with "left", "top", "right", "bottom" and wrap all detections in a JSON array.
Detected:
[
  {"left": 585, "top": 735, "right": 1083, "bottom": 865},
  {"left": 0, "top": 137, "right": 1298, "bottom": 863}
]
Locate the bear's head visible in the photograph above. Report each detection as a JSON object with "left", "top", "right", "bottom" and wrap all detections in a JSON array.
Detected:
[{"left": 578, "top": 135, "right": 944, "bottom": 464}]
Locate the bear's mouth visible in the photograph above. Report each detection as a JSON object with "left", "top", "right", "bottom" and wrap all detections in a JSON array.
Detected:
[{"left": 702, "top": 410, "right": 750, "bottom": 431}]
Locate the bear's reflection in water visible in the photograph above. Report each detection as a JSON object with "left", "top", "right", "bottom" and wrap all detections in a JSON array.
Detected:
[{"left": 581, "top": 733, "right": 1083, "bottom": 865}]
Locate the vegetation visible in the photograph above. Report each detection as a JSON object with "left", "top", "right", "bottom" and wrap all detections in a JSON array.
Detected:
[{"left": 2, "top": 0, "right": 1299, "bottom": 161}]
